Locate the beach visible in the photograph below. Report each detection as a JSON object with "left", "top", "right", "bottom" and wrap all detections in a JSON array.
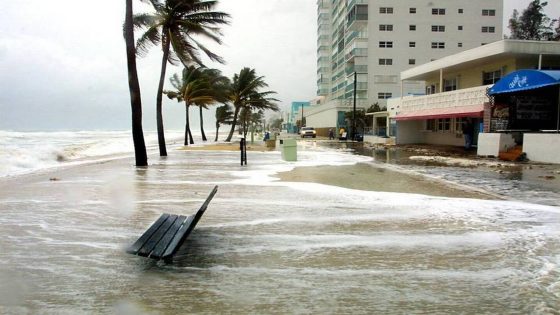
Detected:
[{"left": 1, "top": 138, "right": 559, "bottom": 314}]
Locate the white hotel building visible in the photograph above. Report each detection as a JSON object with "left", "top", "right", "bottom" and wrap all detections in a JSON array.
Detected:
[{"left": 308, "top": 0, "right": 504, "bottom": 136}]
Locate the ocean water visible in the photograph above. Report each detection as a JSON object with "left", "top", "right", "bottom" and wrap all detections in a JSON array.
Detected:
[
  {"left": 0, "top": 132, "right": 559, "bottom": 313},
  {"left": 0, "top": 130, "right": 187, "bottom": 178}
]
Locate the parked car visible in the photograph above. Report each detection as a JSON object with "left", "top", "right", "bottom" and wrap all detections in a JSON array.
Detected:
[{"left": 300, "top": 127, "right": 317, "bottom": 138}]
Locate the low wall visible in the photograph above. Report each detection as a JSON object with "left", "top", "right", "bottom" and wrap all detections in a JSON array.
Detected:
[
  {"left": 477, "top": 133, "right": 516, "bottom": 157},
  {"left": 523, "top": 133, "right": 560, "bottom": 164}
]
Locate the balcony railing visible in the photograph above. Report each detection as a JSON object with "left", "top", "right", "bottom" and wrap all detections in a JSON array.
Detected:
[{"left": 399, "top": 85, "right": 491, "bottom": 112}]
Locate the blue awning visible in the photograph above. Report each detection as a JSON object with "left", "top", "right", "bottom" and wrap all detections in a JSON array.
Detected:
[{"left": 488, "top": 70, "right": 560, "bottom": 95}]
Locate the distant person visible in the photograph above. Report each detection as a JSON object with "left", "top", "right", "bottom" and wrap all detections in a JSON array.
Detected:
[
  {"left": 328, "top": 128, "right": 334, "bottom": 140},
  {"left": 339, "top": 127, "right": 346, "bottom": 140},
  {"left": 462, "top": 118, "right": 474, "bottom": 150}
]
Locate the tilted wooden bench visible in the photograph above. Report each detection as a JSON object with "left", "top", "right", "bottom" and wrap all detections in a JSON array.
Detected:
[{"left": 126, "top": 185, "right": 218, "bottom": 261}]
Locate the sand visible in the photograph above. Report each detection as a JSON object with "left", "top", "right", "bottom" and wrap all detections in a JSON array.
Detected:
[{"left": 278, "top": 163, "right": 498, "bottom": 199}]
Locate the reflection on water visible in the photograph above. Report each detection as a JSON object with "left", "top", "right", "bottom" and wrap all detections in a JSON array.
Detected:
[
  {"left": 0, "top": 146, "right": 559, "bottom": 314},
  {"left": 338, "top": 143, "right": 560, "bottom": 207}
]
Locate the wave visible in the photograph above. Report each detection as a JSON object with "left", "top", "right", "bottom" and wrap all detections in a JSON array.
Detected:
[{"left": 0, "top": 130, "right": 185, "bottom": 178}]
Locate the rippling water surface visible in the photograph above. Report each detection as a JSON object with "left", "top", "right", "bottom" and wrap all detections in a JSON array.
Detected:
[{"left": 0, "top": 144, "right": 559, "bottom": 314}]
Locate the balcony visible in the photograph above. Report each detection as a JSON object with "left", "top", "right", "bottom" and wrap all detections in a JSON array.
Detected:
[
  {"left": 397, "top": 85, "right": 491, "bottom": 113},
  {"left": 345, "top": 48, "right": 367, "bottom": 62}
]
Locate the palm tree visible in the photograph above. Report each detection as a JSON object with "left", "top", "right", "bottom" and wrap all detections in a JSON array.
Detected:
[
  {"left": 165, "top": 66, "right": 214, "bottom": 145},
  {"left": 224, "top": 68, "right": 277, "bottom": 142},
  {"left": 134, "top": 0, "right": 229, "bottom": 156},
  {"left": 214, "top": 104, "right": 233, "bottom": 141},
  {"left": 124, "top": 0, "right": 148, "bottom": 166},
  {"left": 195, "top": 68, "right": 229, "bottom": 141}
]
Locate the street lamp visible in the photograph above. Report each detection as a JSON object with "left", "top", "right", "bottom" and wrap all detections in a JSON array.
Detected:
[{"left": 301, "top": 103, "right": 304, "bottom": 128}]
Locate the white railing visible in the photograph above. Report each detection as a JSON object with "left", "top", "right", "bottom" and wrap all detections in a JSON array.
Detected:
[{"left": 399, "top": 85, "right": 491, "bottom": 112}]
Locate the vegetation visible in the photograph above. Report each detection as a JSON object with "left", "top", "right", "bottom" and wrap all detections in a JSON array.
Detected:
[
  {"left": 508, "top": 0, "right": 560, "bottom": 40},
  {"left": 124, "top": 0, "right": 148, "bottom": 166},
  {"left": 224, "top": 68, "right": 279, "bottom": 142},
  {"left": 214, "top": 104, "right": 233, "bottom": 141},
  {"left": 134, "top": 0, "right": 229, "bottom": 156},
  {"left": 165, "top": 66, "right": 227, "bottom": 145}
]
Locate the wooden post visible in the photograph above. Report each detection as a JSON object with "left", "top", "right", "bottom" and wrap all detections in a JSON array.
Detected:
[{"left": 240, "top": 138, "right": 247, "bottom": 165}]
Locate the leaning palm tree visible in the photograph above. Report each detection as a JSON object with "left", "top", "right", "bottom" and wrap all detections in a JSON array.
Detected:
[
  {"left": 124, "top": 0, "right": 148, "bottom": 166},
  {"left": 224, "top": 68, "right": 277, "bottom": 142},
  {"left": 214, "top": 104, "right": 233, "bottom": 141},
  {"left": 165, "top": 66, "right": 215, "bottom": 145},
  {"left": 194, "top": 68, "right": 229, "bottom": 141},
  {"left": 133, "top": 0, "right": 229, "bottom": 156}
]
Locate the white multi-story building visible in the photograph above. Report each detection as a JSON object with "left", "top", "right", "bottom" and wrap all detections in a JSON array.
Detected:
[{"left": 309, "top": 0, "right": 504, "bottom": 135}]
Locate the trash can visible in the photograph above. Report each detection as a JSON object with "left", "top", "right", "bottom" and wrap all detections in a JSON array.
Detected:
[{"left": 279, "top": 139, "right": 297, "bottom": 161}]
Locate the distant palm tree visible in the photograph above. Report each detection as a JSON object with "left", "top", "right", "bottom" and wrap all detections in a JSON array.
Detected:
[
  {"left": 194, "top": 68, "right": 229, "bottom": 141},
  {"left": 124, "top": 0, "right": 148, "bottom": 166},
  {"left": 134, "top": 0, "right": 229, "bottom": 155},
  {"left": 165, "top": 66, "right": 215, "bottom": 145},
  {"left": 214, "top": 104, "right": 233, "bottom": 141},
  {"left": 225, "top": 68, "right": 278, "bottom": 142}
]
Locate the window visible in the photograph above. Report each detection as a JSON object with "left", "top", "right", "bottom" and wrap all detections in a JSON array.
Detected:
[
  {"left": 458, "top": 8, "right": 464, "bottom": 14},
  {"left": 426, "top": 119, "right": 437, "bottom": 131},
  {"left": 426, "top": 85, "right": 437, "bottom": 95},
  {"left": 444, "top": 78, "right": 457, "bottom": 91},
  {"left": 432, "top": 8, "right": 446, "bottom": 15},
  {"left": 379, "top": 7, "right": 393, "bottom": 14},
  {"left": 409, "top": 41, "right": 416, "bottom": 48},
  {"left": 379, "top": 41, "right": 393, "bottom": 48},
  {"left": 379, "top": 58, "right": 393, "bottom": 65},
  {"left": 483, "top": 70, "right": 501, "bottom": 85},
  {"left": 458, "top": 42, "right": 463, "bottom": 47},
  {"left": 458, "top": 25, "right": 463, "bottom": 31},
  {"left": 379, "top": 24, "right": 393, "bottom": 31},
  {"left": 409, "top": 8, "right": 416, "bottom": 14},
  {"left": 409, "top": 59, "right": 416, "bottom": 65},
  {"left": 378, "top": 92, "right": 392, "bottom": 99},
  {"left": 438, "top": 118, "right": 451, "bottom": 131},
  {"left": 455, "top": 117, "right": 466, "bottom": 132},
  {"left": 482, "top": 9, "right": 496, "bottom": 16},
  {"left": 482, "top": 26, "right": 496, "bottom": 33},
  {"left": 409, "top": 25, "right": 416, "bottom": 31},
  {"left": 432, "top": 25, "right": 445, "bottom": 32},
  {"left": 431, "top": 42, "right": 445, "bottom": 49}
]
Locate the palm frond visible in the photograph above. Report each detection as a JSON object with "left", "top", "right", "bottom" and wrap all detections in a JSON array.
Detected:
[{"left": 136, "top": 25, "right": 161, "bottom": 57}]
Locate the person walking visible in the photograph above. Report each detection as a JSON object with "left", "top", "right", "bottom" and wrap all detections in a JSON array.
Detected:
[
  {"left": 328, "top": 128, "right": 334, "bottom": 140},
  {"left": 462, "top": 118, "right": 475, "bottom": 150}
]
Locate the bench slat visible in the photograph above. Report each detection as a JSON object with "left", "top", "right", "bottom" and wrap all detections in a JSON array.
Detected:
[
  {"left": 126, "top": 213, "right": 170, "bottom": 255},
  {"left": 162, "top": 215, "right": 195, "bottom": 259},
  {"left": 150, "top": 215, "right": 187, "bottom": 259},
  {"left": 137, "top": 214, "right": 178, "bottom": 257}
]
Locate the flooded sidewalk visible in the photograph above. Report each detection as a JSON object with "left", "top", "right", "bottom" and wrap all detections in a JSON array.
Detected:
[{"left": 0, "top": 144, "right": 559, "bottom": 314}]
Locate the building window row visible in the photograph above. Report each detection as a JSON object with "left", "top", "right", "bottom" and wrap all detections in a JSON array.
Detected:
[
  {"left": 378, "top": 58, "right": 393, "bottom": 65},
  {"left": 379, "top": 41, "right": 393, "bottom": 48},
  {"left": 382, "top": 7, "right": 495, "bottom": 16},
  {"left": 378, "top": 92, "right": 393, "bottom": 99},
  {"left": 431, "top": 42, "right": 445, "bottom": 49},
  {"left": 379, "top": 24, "right": 492, "bottom": 33},
  {"left": 379, "top": 7, "right": 393, "bottom": 14}
]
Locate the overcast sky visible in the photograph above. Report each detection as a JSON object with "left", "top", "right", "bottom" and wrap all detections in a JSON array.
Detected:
[{"left": 0, "top": 0, "right": 558, "bottom": 131}]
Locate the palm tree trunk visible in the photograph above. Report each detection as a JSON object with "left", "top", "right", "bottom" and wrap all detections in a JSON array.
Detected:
[
  {"left": 199, "top": 106, "right": 207, "bottom": 141},
  {"left": 214, "top": 122, "right": 220, "bottom": 141},
  {"left": 225, "top": 106, "right": 240, "bottom": 142},
  {"left": 184, "top": 103, "right": 195, "bottom": 145},
  {"left": 124, "top": 0, "right": 148, "bottom": 167},
  {"left": 156, "top": 30, "right": 170, "bottom": 156}
]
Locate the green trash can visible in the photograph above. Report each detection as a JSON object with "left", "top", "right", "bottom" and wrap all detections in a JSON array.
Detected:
[{"left": 280, "top": 139, "right": 297, "bottom": 161}]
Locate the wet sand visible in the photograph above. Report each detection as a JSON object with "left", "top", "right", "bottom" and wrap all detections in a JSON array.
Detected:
[{"left": 278, "top": 163, "right": 498, "bottom": 199}]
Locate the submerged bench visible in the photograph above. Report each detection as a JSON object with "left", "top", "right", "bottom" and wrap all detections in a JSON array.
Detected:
[{"left": 126, "top": 185, "right": 218, "bottom": 261}]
